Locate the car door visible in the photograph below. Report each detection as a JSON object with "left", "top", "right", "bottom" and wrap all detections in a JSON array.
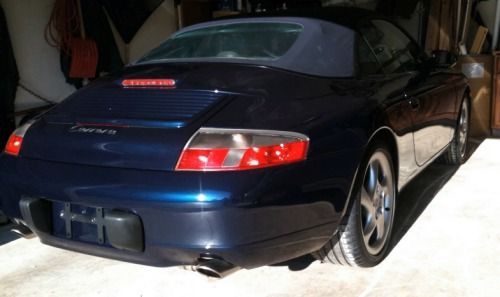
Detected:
[
  {"left": 357, "top": 29, "right": 419, "bottom": 187},
  {"left": 360, "top": 19, "right": 456, "bottom": 167},
  {"left": 405, "top": 71, "right": 459, "bottom": 166}
]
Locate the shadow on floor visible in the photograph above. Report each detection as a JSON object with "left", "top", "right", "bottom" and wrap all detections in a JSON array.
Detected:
[
  {"left": 276, "top": 138, "right": 483, "bottom": 271},
  {"left": 0, "top": 223, "right": 20, "bottom": 246},
  {"left": 389, "top": 137, "right": 482, "bottom": 253},
  {"left": 388, "top": 163, "right": 458, "bottom": 252}
]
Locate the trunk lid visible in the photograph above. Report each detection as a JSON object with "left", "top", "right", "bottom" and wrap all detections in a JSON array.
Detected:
[{"left": 20, "top": 78, "right": 229, "bottom": 171}]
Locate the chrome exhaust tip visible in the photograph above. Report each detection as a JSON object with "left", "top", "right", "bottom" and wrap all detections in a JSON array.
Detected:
[
  {"left": 10, "top": 224, "right": 35, "bottom": 239},
  {"left": 195, "top": 255, "right": 240, "bottom": 278}
]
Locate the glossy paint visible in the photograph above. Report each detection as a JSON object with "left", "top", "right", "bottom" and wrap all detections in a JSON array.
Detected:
[
  {"left": 0, "top": 8, "right": 468, "bottom": 269},
  {"left": 377, "top": 69, "right": 466, "bottom": 188}
]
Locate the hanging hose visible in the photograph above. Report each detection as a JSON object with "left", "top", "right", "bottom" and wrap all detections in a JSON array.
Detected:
[
  {"left": 44, "top": 0, "right": 98, "bottom": 79},
  {"left": 44, "top": 0, "right": 80, "bottom": 53}
]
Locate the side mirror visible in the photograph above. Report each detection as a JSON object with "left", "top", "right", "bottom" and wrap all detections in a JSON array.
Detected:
[{"left": 430, "top": 50, "right": 457, "bottom": 69}]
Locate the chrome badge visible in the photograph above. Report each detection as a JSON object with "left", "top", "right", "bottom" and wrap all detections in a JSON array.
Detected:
[{"left": 69, "top": 125, "right": 118, "bottom": 136}]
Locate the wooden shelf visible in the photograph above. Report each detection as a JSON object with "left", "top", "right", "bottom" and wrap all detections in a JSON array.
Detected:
[
  {"left": 492, "top": 52, "right": 500, "bottom": 135},
  {"left": 458, "top": 55, "right": 492, "bottom": 137}
]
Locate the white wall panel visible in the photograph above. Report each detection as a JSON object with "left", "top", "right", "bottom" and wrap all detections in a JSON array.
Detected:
[{"left": 1, "top": 0, "right": 76, "bottom": 112}]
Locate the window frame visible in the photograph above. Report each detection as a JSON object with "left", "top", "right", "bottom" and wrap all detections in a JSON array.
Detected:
[
  {"left": 356, "top": 33, "right": 383, "bottom": 76},
  {"left": 356, "top": 17, "right": 427, "bottom": 76}
]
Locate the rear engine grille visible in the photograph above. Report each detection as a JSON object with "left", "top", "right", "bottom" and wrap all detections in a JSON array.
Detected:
[{"left": 62, "top": 88, "right": 222, "bottom": 121}]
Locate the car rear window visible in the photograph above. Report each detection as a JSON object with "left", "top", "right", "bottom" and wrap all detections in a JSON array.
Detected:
[{"left": 137, "top": 22, "right": 303, "bottom": 63}]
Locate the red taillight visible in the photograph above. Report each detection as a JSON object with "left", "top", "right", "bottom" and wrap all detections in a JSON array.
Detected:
[
  {"left": 121, "top": 79, "right": 176, "bottom": 88},
  {"left": 4, "top": 121, "right": 35, "bottom": 157},
  {"left": 239, "top": 141, "right": 308, "bottom": 169},
  {"left": 5, "top": 134, "right": 23, "bottom": 156},
  {"left": 176, "top": 128, "right": 309, "bottom": 171}
]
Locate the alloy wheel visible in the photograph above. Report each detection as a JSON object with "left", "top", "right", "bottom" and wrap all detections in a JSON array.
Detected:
[
  {"left": 360, "top": 151, "right": 396, "bottom": 256},
  {"left": 458, "top": 101, "right": 469, "bottom": 159}
]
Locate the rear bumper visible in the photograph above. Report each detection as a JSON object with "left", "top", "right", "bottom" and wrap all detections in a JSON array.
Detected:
[
  {"left": 19, "top": 197, "right": 338, "bottom": 268},
  {"left": 0, "top": 156, "right": 344, "bottom": 269}
]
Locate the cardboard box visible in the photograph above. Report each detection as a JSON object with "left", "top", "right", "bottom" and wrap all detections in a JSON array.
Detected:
[
  {"left": 457, "top": 55, "right": 493, "bottom": 137},
  {"left": 491, "top": 52, "right": 500, "bottom": 136}
]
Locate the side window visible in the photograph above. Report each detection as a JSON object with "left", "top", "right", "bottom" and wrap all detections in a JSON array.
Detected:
[
  {"left": 358, "top": 37, "right": 381, "bottom": 75},
  {"left": 359, "top": 20, "right": 419, "bottom": 74}
]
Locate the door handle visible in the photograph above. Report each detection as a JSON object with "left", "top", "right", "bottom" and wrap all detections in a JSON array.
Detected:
[{"left": 408, "top": 97, "right": 420, "bottom": 110}]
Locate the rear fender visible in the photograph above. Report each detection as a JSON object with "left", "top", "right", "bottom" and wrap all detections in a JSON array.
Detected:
[{"left": 339, "top": 127, "right": 400, "bottom": 223}]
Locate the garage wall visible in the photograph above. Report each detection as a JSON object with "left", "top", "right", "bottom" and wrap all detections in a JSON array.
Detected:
[
  {"left": 396, "top": 1, "right": 424, "bottom": 44},
  {"left": 1, "top": 0, "right": 76, "bottom": 112},
  {"left": 109, "top": 0, "right": 176, "bottom": 64},
  {"left": 1, "top": 0, "right": 176, "bottom": 117}
]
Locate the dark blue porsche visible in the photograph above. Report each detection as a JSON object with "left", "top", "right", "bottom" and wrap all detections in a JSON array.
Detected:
[{"left": 0, "top": 8, "right": 469, "bottom": 277}]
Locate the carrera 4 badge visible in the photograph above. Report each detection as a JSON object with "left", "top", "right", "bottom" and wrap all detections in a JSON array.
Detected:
[{"left": 69, "top": 125, "right": 118, "bottom": 136}]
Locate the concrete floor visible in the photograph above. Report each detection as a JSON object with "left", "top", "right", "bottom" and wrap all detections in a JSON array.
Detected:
[{"left": 1, "top": 139, "right": 499, "bottom": 297}]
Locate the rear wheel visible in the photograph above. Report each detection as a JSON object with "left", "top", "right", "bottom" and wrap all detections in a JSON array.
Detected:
[
  {"left": 314, "top": 143, "right": 396, "bottom": 267},
  {"left": 0, "top": 210, "right": 8, "bottom": 225},
  {"left": 443, "top": 98, "right": 470, "bottom": 165}
]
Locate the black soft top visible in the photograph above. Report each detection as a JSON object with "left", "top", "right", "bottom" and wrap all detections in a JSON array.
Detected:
[{"left": 136, "top": 7, "right": 382, "bottom": 77}]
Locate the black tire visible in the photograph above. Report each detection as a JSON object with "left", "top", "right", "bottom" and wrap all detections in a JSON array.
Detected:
[
  {"left": 313, "top": 142, "right": 396, "bottom": 267},
  {"left": 443, "top": 98, "right": 470, "bottom": 165},
  {"left": 0, "top": 210, "right": 8, "bottom": 225}
]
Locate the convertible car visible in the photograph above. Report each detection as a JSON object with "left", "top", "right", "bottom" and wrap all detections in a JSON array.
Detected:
[{"left": 0, "top": 7, "right": 469, "bottom": 278}]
